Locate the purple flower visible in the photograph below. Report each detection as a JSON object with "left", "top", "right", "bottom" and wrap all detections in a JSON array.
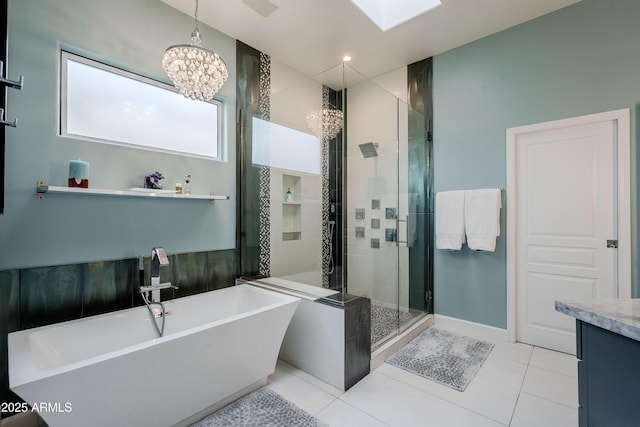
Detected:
[{"left": 144, "top": 171, "right": 165, "bottom": 189}]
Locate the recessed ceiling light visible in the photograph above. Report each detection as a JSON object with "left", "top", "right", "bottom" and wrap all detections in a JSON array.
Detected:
[
  {"left": 350, "top": 0, "right": 442, "bottom": 32},
  {"left": 343, "top": 55, "right": 352, "bottom": 62}
]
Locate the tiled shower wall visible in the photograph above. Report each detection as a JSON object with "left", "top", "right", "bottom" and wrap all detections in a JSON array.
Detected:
[{"left": 0, "top": 249, "right": 236, "bottom": 409}]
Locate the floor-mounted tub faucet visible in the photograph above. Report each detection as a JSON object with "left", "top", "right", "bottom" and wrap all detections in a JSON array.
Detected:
[{"left": 139, "top": 247, "right": 178, "bottom": 337}]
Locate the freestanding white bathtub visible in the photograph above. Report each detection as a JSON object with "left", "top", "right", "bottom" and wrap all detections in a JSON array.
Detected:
[{"left": 8, "top": 284, "right": 300, "bottom": 427}]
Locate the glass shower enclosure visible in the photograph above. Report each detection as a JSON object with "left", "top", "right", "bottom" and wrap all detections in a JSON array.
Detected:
[
  {"left": 336, "top": 64, "right": 429, "bottom": 348},
  {"left": 238, "top": 56, "right": 432, "bottom": 349}
]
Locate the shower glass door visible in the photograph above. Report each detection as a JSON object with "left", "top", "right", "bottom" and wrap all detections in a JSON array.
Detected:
[
  {"left": 309, "top": 62, "right": 430, "bottom": 349},
  {"left": 342, "top": 67, "right": 413, "bottom": 348}
]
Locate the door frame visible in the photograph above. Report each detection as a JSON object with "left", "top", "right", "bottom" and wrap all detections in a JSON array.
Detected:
[{"left": 506, "top": 109, "right": 631, "bottom": 343}]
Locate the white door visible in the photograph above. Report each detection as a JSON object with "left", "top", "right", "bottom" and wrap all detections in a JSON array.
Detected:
[{"left": 507, "top": 110, "right": 630, "bottom": 354}]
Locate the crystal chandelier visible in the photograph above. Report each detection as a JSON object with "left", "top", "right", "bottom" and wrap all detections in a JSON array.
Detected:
[
  {"left": 306, "top": 108, "right": 344, "bottom": 139},
  {"left": 162, "top": 0, "right": 228, "bottom": 101}
]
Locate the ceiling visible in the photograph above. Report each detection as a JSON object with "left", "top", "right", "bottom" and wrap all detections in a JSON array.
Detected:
[{"left": 160, "top": 0, "right": 581, "bottom": 82}]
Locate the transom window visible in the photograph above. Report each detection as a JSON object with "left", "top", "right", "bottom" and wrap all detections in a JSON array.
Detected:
[
  {"left": 251, "top": 117, "right": 320, "bottom": 175},
  {"left": 60, "top": 51, "right": 223, "bottom": 160}
]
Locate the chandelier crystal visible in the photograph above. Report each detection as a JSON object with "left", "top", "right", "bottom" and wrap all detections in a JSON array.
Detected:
[
  {"left": 306, "top": 108, "right": 344, "bottom": 139},
  {"left": 162, "top": 0, "right": 228, "bottom": 101}
]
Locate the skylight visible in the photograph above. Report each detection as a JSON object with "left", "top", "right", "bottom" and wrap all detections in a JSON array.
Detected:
[{"left": 350, "top": 0, "right": 442, "bottom": 32}]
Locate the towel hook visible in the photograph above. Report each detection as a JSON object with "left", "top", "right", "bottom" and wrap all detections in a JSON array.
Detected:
[
  {"left": 0, "top": 60, "right": 24, "bottom": 90},
  {"left": 0, "top": 108, "right": 17, "bottom": 127}
]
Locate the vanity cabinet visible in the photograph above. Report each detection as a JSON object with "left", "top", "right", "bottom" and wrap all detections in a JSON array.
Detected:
[
  {"left": 575, "top": 320, "right": 640, "bottom": 427},
  {"left": 557, "top": 299, "right": 640, "bottom": 427}
]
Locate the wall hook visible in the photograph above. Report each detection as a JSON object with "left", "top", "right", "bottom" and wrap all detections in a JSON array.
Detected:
[
  {"left": 0, "top": 60, "right": 24, "bottom": 90},
  {"left": 0, "top": 108, "right": 17, "bottom": 127}
]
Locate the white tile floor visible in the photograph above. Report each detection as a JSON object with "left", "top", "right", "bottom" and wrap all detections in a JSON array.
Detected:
[{"left": 266, "top": 326, "right": 579, "bottom": 427}]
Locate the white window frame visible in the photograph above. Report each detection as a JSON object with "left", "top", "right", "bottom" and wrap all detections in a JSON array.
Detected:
[{"left": 60, "top": 50, "right": 224, "bottom": 160}]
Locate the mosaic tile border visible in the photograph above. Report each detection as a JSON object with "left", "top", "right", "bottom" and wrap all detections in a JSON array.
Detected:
[
  {"left": 258, "top": 51, "right": 271, "bottom": 277},
  {"left": 321, "top": 85, "right": 331, "bottom": 288}
]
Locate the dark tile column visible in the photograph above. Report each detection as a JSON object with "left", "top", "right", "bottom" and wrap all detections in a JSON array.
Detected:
[
  {"left": 236, "top": 40, "right": 266, "bottom": 278},
  {"left": 328, "top": 89, "right": 346, "bottom": 291},
  {"left": 407, "top": 58, "right": 434, "bottom": 312}
]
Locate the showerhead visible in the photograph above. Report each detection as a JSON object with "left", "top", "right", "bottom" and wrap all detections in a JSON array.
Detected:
[{"left": 358, "top": 142, "right": 379, "bottom": 158}]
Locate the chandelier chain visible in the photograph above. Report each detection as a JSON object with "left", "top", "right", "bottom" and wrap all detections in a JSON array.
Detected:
[{"left": 194, "top": 0, "right": 199, "bottom": 31}]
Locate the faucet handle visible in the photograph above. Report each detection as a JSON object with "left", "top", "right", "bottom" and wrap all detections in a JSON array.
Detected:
[{"left": 139, "top": 282, "right": 178, "bottom": 293}]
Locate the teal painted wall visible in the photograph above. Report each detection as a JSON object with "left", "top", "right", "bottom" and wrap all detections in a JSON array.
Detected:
[
  {"left": 433, "top": 0, "right": 640, "bottom": 328},
  {"left": 0, "top": 0, "right": 237, "bottom": 270}
]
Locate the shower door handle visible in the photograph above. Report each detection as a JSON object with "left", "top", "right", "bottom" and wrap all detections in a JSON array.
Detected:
[{"left": 397, "top": 215, "right": 413, "bottom": 248}]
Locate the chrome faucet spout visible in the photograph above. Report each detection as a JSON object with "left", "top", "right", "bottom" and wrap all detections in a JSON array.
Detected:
[
  {"left": 151, "top": 247, "right": 169, "bottom": 265},
  {"left": 149, "top": 247, "right": 170, "bottom": 302},
  {"left": 151, "top": 247, "right": 169, "bottom": 278}
]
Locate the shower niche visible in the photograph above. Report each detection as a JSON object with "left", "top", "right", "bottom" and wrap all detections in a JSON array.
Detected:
[{"left": 282, "top": 174, "right": 301, "bottom": 241}]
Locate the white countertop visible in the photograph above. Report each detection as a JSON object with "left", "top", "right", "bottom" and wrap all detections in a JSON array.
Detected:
[{"left": 555, "top": 299, "right": 640, "bottom": 342}]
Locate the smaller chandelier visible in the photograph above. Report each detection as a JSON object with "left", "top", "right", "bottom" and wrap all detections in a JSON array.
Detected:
[
  {"left": 162, "top": 0, "right": 228, "bottom": 101},
  {"left": 306, "top": 108, "right": 344, "bottom": 139}
]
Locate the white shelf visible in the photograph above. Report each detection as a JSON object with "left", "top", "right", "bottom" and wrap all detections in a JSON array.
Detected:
[
  {"left": 282, "top": 227, "right": 302, "bottom": 233},
  {"left": 36, "top": 182, "right": 230, "bottom": 203},
  {"left": 282, "top": 231, "right": 302, "bottom": 241}
]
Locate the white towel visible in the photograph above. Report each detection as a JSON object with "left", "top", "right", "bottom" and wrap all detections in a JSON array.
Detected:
[
  {"left": 435, "top": 191, "right": 466, "bottom": 250},
  {"left": 465, "top": 189, "right": 501, "bottom": 252}
]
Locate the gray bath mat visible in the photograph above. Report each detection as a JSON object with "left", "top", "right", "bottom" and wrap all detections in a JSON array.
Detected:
[
  {"left": 191, "top": 387, "right": 327, "bottom": 427},
  {"left": 386, "top": 327, "right": 494, "bottom": 391}
]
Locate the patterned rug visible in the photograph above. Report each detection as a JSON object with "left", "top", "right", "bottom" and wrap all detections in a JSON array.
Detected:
[
  {"left": 191, "top": 387, "right": 327, "bottom": 427},
  {"left": 386, "top": 327, "right": 494, "bottom": 391}
]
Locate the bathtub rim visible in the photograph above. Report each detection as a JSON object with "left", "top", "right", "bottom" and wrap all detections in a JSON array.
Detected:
[
  {"left": 238, "top": 277, "right": 340, "bottom": 301},
  {"left": 8, "top": 284, "right": 300, "bottom": 388}
]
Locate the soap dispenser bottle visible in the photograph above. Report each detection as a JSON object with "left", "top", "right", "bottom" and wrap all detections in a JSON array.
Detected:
[{"left": 286, "top": 187, "right": 293, "bottom": 202}]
